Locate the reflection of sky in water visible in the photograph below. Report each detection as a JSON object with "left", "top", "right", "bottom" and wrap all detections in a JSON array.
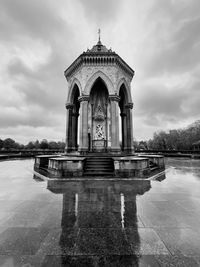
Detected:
[{"left": 0, "top": 158, "right": 199, "bottom": 266}]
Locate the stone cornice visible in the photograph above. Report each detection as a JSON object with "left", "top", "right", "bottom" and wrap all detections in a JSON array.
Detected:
[{"left": 64, "top": 52, "right": 135, "bottom": 80}]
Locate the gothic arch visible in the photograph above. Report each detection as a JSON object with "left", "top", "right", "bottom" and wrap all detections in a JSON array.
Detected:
[
  {"left": 84, "top": 70, "right": 114, "bottom": 95},
  {"left": 117, "top": 78, "right": 132, "bottom": 103},
  {"left": 67, "top": 78, "right": 82, "bottom": 103}
]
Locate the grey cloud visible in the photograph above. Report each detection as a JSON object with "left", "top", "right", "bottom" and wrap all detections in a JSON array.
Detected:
[
  {"left": 77, "top": 0, "right": 122, "bottom": 24},
  {"left": 0, "top": 106, "right": 63, "bottom": 128},
  {"left": 134, "top": 77, "right": 200, "bottom": 128},
  {"left": 151, "top": 18, "right": 200, "bottom": 75},
  {"left": 143, "top": 0, "right": 200, "bottom": 76},
  {"left": 0, "top": 0, "right": 68, "bottom": 42},
  {"left": 8, "top": 58, "right": 34, "bottom": 77},
  {"left": 7, "top": 52, "right": 68, "bottom": 110},
  {"left": 136, "top": 86, "right": 185, "bottom": 117}
]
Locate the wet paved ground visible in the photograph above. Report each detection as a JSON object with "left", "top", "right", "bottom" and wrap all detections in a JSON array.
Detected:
[{"left": 0, "top": 158, "right": 200, "bottom": 266}]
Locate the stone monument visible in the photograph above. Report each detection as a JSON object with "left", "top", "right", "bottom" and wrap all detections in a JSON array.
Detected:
[
  {"left": 64, "top": 32, "right": 134, "bottom": 155},
  {"left": 34, "top": 32, "right": 165, "bottom": 178}
]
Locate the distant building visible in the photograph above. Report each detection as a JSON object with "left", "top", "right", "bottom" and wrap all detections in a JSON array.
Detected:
[{"left": 192, "top": 140, "right": 200, "bottom": 151}]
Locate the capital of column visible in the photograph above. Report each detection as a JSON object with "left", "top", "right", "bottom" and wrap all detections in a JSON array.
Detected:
[
  {"left": 78, "top": 95, "right": 90, "bottom": 102},
  {"left": 65, "top": 103, "right": 74, "bottom": 109},
  {"left": 109, "top": 95, "right": 120, "bottom": 102},
  {"left": 125, "top": 102, "right": 134, "bottom": 109}
]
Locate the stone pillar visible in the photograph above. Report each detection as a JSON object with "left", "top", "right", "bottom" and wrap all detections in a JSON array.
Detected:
[
  {"left": 105, "top": 103, "right": 108, "bottom": 150},
  {"left": 78, "top": 96, "right": 89, "bottom": 154},
  {"left": 109, "top": 95, "right": 121, "bottom": 153},
  {"left": 65, "top": 103, "right": 74, "bottom": 153},
  {"left": 71, "top": 112, "right": 79, "bottom": 151},
  {"left": 121, "top": 112, "right": 128, "bottom": 152},
  {"left": 125, "top": 103, "right": 134, "bottom": 154}
]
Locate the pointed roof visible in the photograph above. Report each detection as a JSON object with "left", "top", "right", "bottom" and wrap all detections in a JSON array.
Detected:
[
  {"left": 87, "top": 39, "right": 111, "bottom": 53},
  {"left": 64, "top": 39, "right": 135, "bottom": 80}
]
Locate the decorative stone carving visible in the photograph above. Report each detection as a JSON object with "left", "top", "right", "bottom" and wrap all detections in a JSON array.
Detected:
[
  {"left": 94, "top": 104, "right": 105, "bottom": 121},
  {"left": 95, "top": 124, "right": 105, "bottom": 140},
  {"left": 78, "top": 95, "right": 90, "bottom": 102}
]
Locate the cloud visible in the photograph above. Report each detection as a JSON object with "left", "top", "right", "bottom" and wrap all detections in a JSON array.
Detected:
[
  {"left": 140, "top": 0, "right": 200, "bottom": 76},
  {"left": 77, "top": 0, "right": 123, "bottom": 25},
  {"left": 0, "top": 0, "right": 200, "bottom": 142},
  {"left": 0, "top": 0, "right": 66, "bottom": 42}
]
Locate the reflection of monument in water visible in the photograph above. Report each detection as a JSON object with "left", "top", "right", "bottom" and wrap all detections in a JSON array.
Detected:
[
  {"left": 34, "top": 32, "right": 165, "bottom": 178},
  {"left": 47, "top": 179, "right": 151, "bottom": 265}
]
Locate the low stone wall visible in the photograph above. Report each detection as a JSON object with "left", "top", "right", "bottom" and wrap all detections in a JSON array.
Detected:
[
  {"left": 138, "top": 154, "right": 165, "bottom": 169},
  {"left": 113, "top": 157, "right": 150, "bottom": 178},
  {"left": 34, "top": 155, "right": 60, "bottom": 170},
  {"left": 48, "top": 157, "right": 85, "bottom": 178},
  {"left": 34, "top": 154, "right": 165, "bottom": 179}
]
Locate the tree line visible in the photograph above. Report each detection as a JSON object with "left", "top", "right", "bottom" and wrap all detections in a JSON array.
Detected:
[
  {"left": 135, "top": 121, "right": 200, "bottom": 150},
  {"left": 0, "top": 138, "right": 65, "bottom": 150},
  {"left": 1, "top": 120, "right": 200, "bottom": 151}
]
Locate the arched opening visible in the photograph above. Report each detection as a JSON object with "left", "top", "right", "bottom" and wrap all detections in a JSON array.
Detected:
[
  {"left": 89, "top": 78, "right": 109, "bottom": 152},
  {"left": 71, "top": 84, "right": 80, "bottom": 150},
  {"left": 119, "top": 84, "right": 128, "bottom": 152},
  {"left": 66, "top": 84, "right": 80, "bottom": 152}
]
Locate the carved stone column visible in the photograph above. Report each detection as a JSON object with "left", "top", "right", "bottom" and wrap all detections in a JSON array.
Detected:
[
  {"left": 78, "top": 96, "right": 89, "bottom": 153},
  {"left": 65, "top": 103, "right": 74, "bottom": 153},
  {"left": 125, "top": 102, "right": 134, "bottom": 154},
  {"left": 71, "top": 112, "right": 79, "bottom": 151},
  {"left": 109, "top": 95, "right": 121, "bottom": 153},
  {"left": 120, "top": 112, "right": 127, "bottom": 151}
]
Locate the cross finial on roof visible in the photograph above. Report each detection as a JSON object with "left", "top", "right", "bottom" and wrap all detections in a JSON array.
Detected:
[{"left": 98, "top": 29, "right": 101, "bottom": 42}]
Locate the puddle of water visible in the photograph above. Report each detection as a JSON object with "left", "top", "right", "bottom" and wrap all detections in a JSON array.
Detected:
[{"left": 0, "top": 158, "right": 200, "bottom": 266}]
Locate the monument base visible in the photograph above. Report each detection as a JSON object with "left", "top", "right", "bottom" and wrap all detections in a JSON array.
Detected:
[{"left": 34, "top": 153, "right": 165, "bottom": 179}]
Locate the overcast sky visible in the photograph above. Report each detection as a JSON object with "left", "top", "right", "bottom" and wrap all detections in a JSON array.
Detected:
[{"left": 0, "top": 0, "right": 200, "bottom": 143}]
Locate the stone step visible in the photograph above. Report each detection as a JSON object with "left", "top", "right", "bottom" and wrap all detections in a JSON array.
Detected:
[
  {"left": 84, "top": 168, "right": 112, "bottom": 171},
  {"left": 85, "top": 164, "right": 112, "bottom": 167},
  {"left": 83, "top": 172, "right": 114, "bottom": 176},
  {"left": 84, "top": 156, "right": 114, "bottom": 176},
  {"left": 86, "top": 158, "right": 113, "bottom": 162},
  {"left": 85, "top": 163, "right": 112, "bottom": 167}
]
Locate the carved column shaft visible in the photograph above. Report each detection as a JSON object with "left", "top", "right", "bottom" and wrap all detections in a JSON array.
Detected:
[
  {"left": 78, "top": 96, "right": 89, "bottom": 153},
  {"left": 72, "top": 112, "right": 79, "bottom": 150},
  {"left": 65, "top": 103, "right": 74, "bottom": 152},
  {"left": 121, "top": 112, "right": 128, "bottom": 151},
  {"left": 109, "top": 95, "right": 120, "bottom": 153},
  {"left": 125, "top": 103, "right": 134, "bottom": 153}
]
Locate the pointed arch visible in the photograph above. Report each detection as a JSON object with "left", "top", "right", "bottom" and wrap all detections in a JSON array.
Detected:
[
  {"left": 65, "top": 78, "right": 81, "bottom": 153},
  {"left": 67, "top": 78, "right": 82, "bottom": 103},
  {"left": 84, "top": 70, "right": 114, "bottom": 95},
  {"left": 117, "top": 78, "right": 132, "bottom": 103}
]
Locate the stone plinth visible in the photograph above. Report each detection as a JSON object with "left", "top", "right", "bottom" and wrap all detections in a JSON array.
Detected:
[
  {"left": 34, "top": 154, "right": 165, "bottom": 179},
  {"left": 138, "top": 154, "right": 165, "bottom": 169},
  {"left": 114, "top": 157, "right": 150, "bottom": 178},
  {"left": 34, "top": 155, "right": 60, "bottom": 170},
  {"left": 48, "top": 157, "right": 85, "bottom": 178}
]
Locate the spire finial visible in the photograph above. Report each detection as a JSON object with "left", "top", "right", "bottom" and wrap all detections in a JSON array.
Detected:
[{"left": 98, "top": 28, "right": 101, "bottom": 42}]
